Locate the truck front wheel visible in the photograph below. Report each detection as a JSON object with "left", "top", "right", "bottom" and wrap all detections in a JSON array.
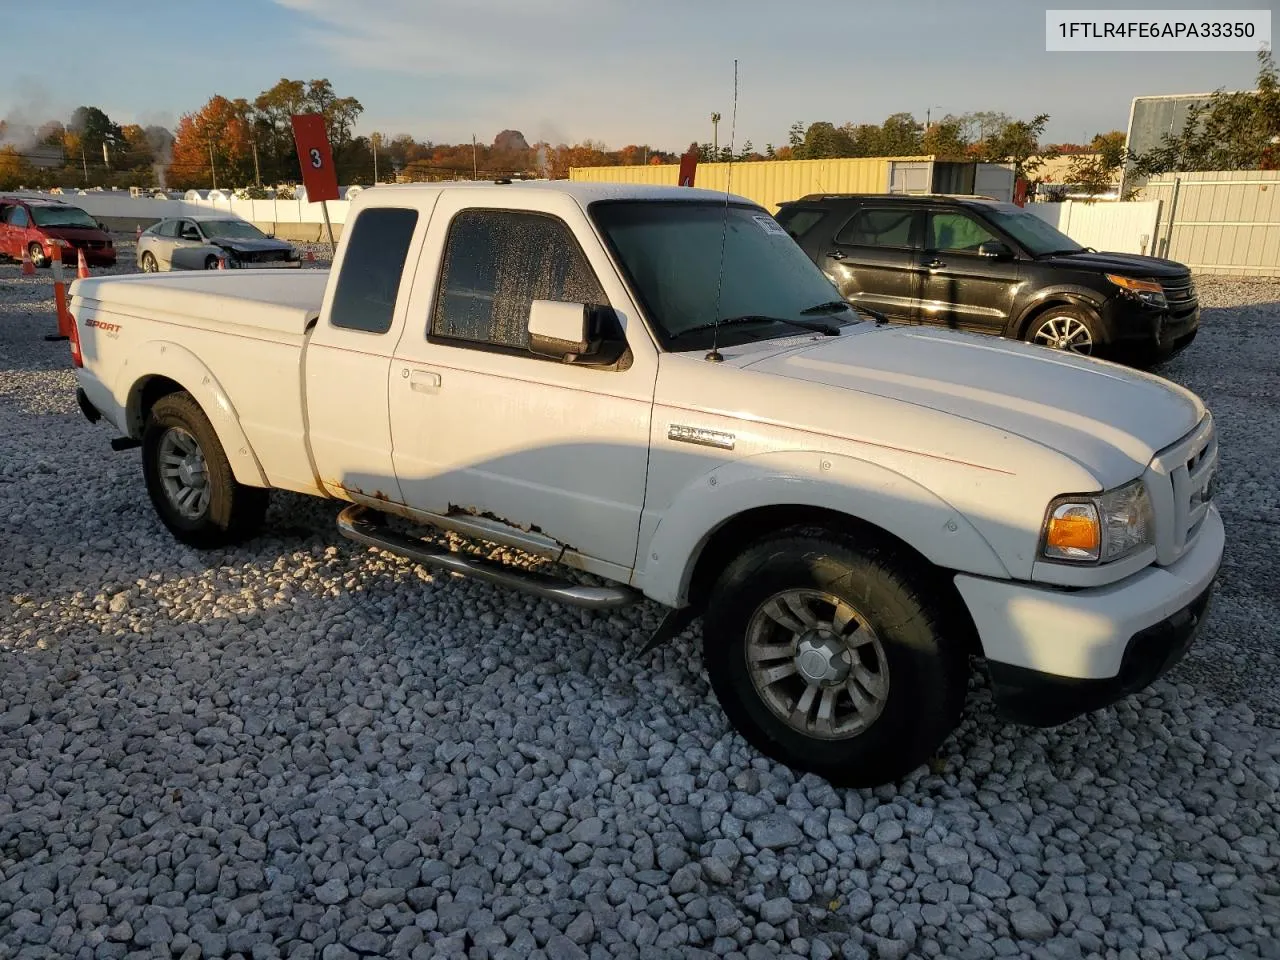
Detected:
[
  {"left": 702, "top": 528, "right": 969, "bottom": 787},
  {"left": 142, "top": 392, "right": 268, "bottom": 548}
]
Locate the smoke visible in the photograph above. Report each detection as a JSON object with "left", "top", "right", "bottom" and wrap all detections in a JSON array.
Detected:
[
  {"left": 144, "top": 125, "right": 174, "bottom": 190},
  {"left": 534, "top": 120, "right": 570, "bottom": 149},
  {"left": 535, "top": 143, "right": 548, "bottom": 177},
  {"left": 0, "top": 77, "right": 66, "bottom": 152}
]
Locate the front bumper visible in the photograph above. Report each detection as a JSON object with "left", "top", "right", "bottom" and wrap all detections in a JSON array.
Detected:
[
  {"left": 226, "top": 259, "right": 302, "bottom": 270},
  {"left": 1102, "top": 295, "right": 1199, "bottom": 354},
  {"left": 955, "top": 504, "right": 1224, "bottom": 726}
]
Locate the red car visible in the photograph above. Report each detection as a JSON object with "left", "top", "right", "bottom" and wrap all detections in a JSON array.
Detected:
[{"left": 0, "top": 196, "right": 117, "bottom": 268}]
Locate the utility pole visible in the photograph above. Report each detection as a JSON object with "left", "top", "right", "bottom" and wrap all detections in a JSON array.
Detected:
[
  {"left": 252, "top": 139, "right": 261, "bottom": 187},
  {"left": 80, "top": 145, "right": 88, "bottom": 185},
  {"left": 711, "top": 113, "right": 721, "bottom": 154},
  {"left": 372, "top": 132, "right": 380, "bottom": 184},
  {"left": 472, "top": 134, "right": 478, "bottom": 180},
  {"left": 208, "top": 141, "right": 217, "bottom": 190}
]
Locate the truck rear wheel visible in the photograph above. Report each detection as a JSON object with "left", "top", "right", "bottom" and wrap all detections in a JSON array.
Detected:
[
  {"left": 142, "top": 392, "right": 268, "bottom": 548},
  {"left": 701, "top": 527, "right": 969, "bottom": 787}
]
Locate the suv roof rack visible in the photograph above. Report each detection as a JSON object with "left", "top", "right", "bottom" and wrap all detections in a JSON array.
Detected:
[{"left": 788, "top": 192, "right": 1002, "bottom": 203}]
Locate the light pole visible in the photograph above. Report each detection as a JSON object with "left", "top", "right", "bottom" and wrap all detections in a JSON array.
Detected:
[
  {"left": 711, "top": 113, "right": 721, "bottom": 154},
  {"left": 925, "top": 105, "right": 943, "bottom": 130}
]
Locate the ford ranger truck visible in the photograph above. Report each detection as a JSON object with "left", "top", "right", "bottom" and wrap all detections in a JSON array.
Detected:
[{"left": 66, "top": 181, "right": 1224, "bottom": 787}]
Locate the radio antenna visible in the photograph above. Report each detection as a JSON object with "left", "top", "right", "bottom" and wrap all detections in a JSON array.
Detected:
[{"left": 705, "top": 58, "right": 739, "bottom": 363}]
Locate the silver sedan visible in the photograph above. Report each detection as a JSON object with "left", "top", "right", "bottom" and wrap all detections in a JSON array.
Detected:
[{"left": 136, "top": 216, "right": 301, "bottom": 272}]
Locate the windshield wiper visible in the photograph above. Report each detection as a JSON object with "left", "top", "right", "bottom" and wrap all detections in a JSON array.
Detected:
[
  {"left": 799, "top": 300, "right": 853, "bottom": 315},
  {"left": 670, "top": 315, "right": 840, "bottom": 340}
]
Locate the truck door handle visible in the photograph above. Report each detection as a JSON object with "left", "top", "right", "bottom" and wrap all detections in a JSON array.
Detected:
[
  {"left": 925, "top": 258, "right": 946, "bottom": 270},
  {"left": 408, "top": 369, "right": 441, "bottom": 393},
  {"left": 828, "top": 250, "right": 845, "bottom": 260}
]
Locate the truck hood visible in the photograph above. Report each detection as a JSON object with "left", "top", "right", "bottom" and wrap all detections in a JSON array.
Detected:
[{"left": 742, "top": 325, "right": 1204, "bottom": 485}]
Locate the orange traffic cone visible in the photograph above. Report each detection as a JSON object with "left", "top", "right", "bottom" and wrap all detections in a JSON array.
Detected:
[
  {"left": 76, "top": 248, "right": 90, "bottom": 279},
  {"left": 45, "top": 257, "right": 71, "bottom": 342},
  {"left": 21, "top": 248, "right": 36, "bottom": 276},
  {"left": 217, "top": 254, "right": 227, "bottom": 270},
  {"left": 305, "top": 250, "right": 316, "bottom": 262}
]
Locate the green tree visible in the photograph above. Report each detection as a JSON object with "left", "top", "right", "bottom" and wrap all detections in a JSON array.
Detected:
[
  {"left": 921, "top": 115, "right": 971, "bottom": 159},
  {"left": 67, "top": 106, "right": 124, "bottom": 165},
  {"left": 1131, "top": 49, "right": 1280, "bottom": 175},
  {"left": 1066, "top": 131, "right": 1127, "bottom": 199},
  {"left": 975, "top": 114, "right": 1055, "bottom": 180}
]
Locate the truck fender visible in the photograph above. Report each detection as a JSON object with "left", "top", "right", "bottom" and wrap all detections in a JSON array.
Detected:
[
  {"left": 636, "top": 449, "right": 1010, "bottom": 608},
  {"left": 119, "top": 340, "right": 269, "bottom": 488}
]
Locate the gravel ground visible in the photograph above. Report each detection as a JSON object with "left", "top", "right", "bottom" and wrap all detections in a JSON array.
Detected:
[{"left": 2, "top": 243, "right": 1279, "bottom": 960}]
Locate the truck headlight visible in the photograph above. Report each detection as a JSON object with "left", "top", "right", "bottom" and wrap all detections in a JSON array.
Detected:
[
  {"left": 1041, "top": 479, "right": 1153, "bottom": 563},
  {"left": 1106, "top": 274, "right": 1167, "bottom": 308}
]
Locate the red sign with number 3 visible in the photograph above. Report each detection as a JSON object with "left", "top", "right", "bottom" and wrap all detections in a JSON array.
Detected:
[{"left": 291, "top": 114, "right": 340, "bottom": 202}]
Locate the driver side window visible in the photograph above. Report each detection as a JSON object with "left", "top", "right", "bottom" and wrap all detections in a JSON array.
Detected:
[
  {"left": 6, "top": 206, "right": 30, "bottom": 227},
  {"left": 927, "top": 212, "right": 998, "bottom": 253}
]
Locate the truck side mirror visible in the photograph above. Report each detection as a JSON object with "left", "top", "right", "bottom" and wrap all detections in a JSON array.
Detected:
[{"left": 528, "top": 300, "right": 594, "bottom": 360}]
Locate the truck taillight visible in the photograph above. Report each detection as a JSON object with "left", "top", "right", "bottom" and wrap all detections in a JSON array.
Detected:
[{"left": 68, "top": 313, "right": 83, "bottom": 368}]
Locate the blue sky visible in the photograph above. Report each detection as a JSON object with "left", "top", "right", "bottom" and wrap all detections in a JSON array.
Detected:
[{"left": 1, "top": 0, "right": 1271, "bottom": 150}]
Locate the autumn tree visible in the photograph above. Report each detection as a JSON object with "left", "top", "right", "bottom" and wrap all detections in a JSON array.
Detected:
[{"left": 169, "top": 95, "right": 254, "bottom": 190}]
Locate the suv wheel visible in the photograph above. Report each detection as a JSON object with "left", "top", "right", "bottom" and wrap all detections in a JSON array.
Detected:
[
  {"left": 701, "top": 526, "right": 969, "bottom": 787},
  {"left": 1025, "top": 306, "right": 1099, "bottom": 355}
]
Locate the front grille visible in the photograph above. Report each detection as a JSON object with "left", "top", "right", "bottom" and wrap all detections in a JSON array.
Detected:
[
  {"left": 1147, "top": 413, "right": 1216, "bottom": 565},
  {"left": 248, "top": 250, "right": 289, "bottom": 263},
  {"left": 1161, "top": 276, "right": 1198, "bottom": 317}
]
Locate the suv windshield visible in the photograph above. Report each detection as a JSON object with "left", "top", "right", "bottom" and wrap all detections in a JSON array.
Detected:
[
  {"left": 30, "top": 205, "right": 99, "bottom": 229},
  {"left": 200, "top": 220, "right": 267, "bottom": 240},
  {"left": 982, "top": 205, "right": 1084, "bottom": 257},
  {"left": 590, "top": 200, "right": 855, "bottom": 348}
]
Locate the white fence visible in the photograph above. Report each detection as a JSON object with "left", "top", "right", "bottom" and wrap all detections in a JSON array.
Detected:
[
  {"left": 8, "top": 190, "right": 352, "bottom": 226},
  {"left": 1027, "top": 200, "right": 1162, "bottom": 256},
  {"left": 13, "top": 189, "right": 1187, "bottom": 260}
]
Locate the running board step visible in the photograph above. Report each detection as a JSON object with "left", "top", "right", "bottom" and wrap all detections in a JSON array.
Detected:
[{"left": 337, "top": 504, "right": 639, "bottom": 610}]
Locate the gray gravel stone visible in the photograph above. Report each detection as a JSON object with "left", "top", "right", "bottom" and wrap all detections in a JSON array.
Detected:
[{"left": 1, "top": 269, "right": 1278, "bottom": 960}]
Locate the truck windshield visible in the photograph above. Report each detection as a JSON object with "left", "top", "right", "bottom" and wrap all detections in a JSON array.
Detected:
[
  {"left": 200, "top": 220, "right": 268, "bottom": 240},
  {"left": 30, "top": 205, "right": 99, "bottom": 229},
  {"left": 982, "top": 205, "right": 1085, "bottom": 257},
  {"left": 590, "top": 200, "right": 857, "bottom": 349}
]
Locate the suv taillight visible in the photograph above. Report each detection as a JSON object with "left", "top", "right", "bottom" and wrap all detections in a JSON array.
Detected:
[{"left": 68, "top": 313, "right": 83, "bottom": 368}]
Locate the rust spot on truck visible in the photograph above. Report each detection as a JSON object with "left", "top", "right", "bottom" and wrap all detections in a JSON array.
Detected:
[{"left": 447, "top": 503, "right": 548, "bottom": 537}]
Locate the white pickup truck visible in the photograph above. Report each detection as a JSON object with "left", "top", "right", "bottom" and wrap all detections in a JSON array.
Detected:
[{"left": 67, "top": 181, "right": 1224, "bottom": 786}]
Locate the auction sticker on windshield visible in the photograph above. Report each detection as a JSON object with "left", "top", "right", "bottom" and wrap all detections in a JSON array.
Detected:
[{"left": 754, "top": 215, "right": 790, "bottom": 237}]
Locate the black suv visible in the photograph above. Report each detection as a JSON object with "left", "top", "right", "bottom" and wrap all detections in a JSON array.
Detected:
[{"left": 775, "top": 194, "right": 1199, "bottom": 364}]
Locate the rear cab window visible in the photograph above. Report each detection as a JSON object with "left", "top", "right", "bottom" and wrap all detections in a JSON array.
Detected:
[{"left": 329, "top": 207, "right": 420, "bottom": 334}]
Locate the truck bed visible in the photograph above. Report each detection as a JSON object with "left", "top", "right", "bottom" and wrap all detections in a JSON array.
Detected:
[
  {"left": 71, "top": 270, "right": 329, "bottom": 338},
  {"left": 70, "top": 270, "right": 334, "bottom": 497}
]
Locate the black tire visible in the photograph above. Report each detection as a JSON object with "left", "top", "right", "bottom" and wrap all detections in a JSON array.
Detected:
[
  {"left": 1022, "top": 304, "right": 1101, "bottom": 356},
  {"left": 28, "top": 242, "right": 48, "bottom": 269},
  {"left": 204, "top": 255, "right": 220, "bottom": 270},
  {"left": 140, "top": 251, "right": 158, "bottom": 273},
  {"left": 701, "top": 527, "right": 969, "bottom": 787},
  {"left": 142, "top": 392, "right": 268, "bottom": 548}
]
